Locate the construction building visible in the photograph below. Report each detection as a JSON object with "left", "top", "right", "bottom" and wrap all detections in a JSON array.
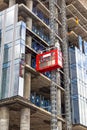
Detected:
[{"left": 0, "top": 0, "right": 87, "bottom": 130}]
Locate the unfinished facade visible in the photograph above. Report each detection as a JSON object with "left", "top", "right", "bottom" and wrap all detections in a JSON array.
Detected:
[{"left": 0, "top": 0, "right": 87, "bottom": 130}]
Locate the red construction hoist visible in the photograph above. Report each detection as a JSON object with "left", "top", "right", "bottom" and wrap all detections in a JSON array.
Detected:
[
  {"left": 36, "top": 47, "right": 63, "bottom": 130},
  {"left": 36, "top": 48, "right": 63, "bottom": 73}
]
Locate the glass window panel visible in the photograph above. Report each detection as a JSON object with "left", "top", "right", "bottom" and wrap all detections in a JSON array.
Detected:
[
  {"left": 82, "top": 99, "right": 84, "bottom": 125},
  {"left": 70, "top": 66, "right": 77, "bottom": 80},
  {"left": 20, "top": 43, "right": 25, "bottom": 54},
  {"left": 86, "top": 102, "right": 87, "bottom": 126},
  {"left": 5, "top": 10, "right": 14, "bottom": 27},
  {"left": 1, "top": 67, "right": 10, "bottom": 99},
  {"left": 72, "top": 99, "right": 80, "bottom": 124},
  {"left": 15, "top": 39, "right": 21, "bottom": 45},
  {"left": 83, "top": 41, "right": 87, "bottom": 56},
  {"left": 71, "top": 82, "right": 78, "bottom": 95},
  {"left": 0, "top": 29, "right": 2, "bottom": 48},
  {"left": 5, "top": 29, "right": 13, "bottom": 43},
  {"left": 13, "top": 63, "right": 19, "bottom": 96},
  {"left": 69, "top": 48, "right": 76, "bottom": 65},
  {"left": 84, "top": 58, "right": 87, "bottom": 84},
  {"left": 0, "top": 15, "right": 1, "bottom": 29},
  {"left": 83, "top": 99, "right": 86, "bottom": 126},
  {"left": 15, "top": 23, "right": 26, "bottom": 41},
  {"left": 3, "top": 62, "right": 10, "bottom": 69},
  {"left": 14, "top": 44, "right": 20, "bottom": 59},
  {"left": 14, "top": 59, "right": 20, "bottom": 64},
  {"left": 21, "top": 24, "right": 26, "bottom": 41},
  {"left": 3, "top": 44, "right": 12, "bottom": 63},
  {"left": 0, "top": 13, "right": 4, "bottom": 29},
  {"left": 77, "top": 65, "right": 82, "bottom": 79},
  {"left": 78, "top": 36, "right": 83, "bottom": 52},
  {"left": 78, "top": 81, "right": 81, "bottom": 95},
  {"left": 79, "top": 98, "right": 82, "bottom": 124},
  {"left": 84, "top": 101, "right": 86, "bottom": 126},
  {"left": 15, "top": 26, "right": 21, "bottom": 40},
  {"left": 76, "top": 48, "right": 81, "bottom": 66},
  {"left": 78, "top": 98, "right": 81, "bottom": 123},
  {"left": 0, "top": 47, "right": 1, "bottom": 65}
]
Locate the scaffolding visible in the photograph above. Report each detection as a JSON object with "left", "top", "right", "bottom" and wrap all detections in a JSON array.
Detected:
[
  {"left": 49, "top": 0, "right": 58, "bottom": 130},
  {"left": 49, "top": 0, "right": 72, "bottom": 130},
  {"left": 61, "top": 0, "right": 72, "bottom": 130},
  {"left": 0, "top": 0, "right": 73, "bottom": 130}
]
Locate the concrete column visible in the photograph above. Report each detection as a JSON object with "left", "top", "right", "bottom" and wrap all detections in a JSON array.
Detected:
[
  {"left": 20, "top": 108, "right": 30, "bottom": 130},
  {"left": 57, "top": 88, "right": 62, "bottom": 130},
  {"left": 54, "top": 2, "right": 63, "bottom": 130},
  {"left": 57, "top": 80, "right": 62, "bottom": 130},
  {"left": 26, "top": 0, "right": 33, "bottom": 58},
  {"left": 26, "top": 0, "right": 33, "bottom": 47},
  {"left": 57, "top": 89, "right": 61, "bottom": 115},
  {"left": 26, "top": 0, "right": 33, "bottom": 10},
  {"left": 25, "top": 35, "right": 32, "bottom": 65},
  {"left": 9, "top": 0, "right": 16, "bottom": 7},
  {"left": 56, "top": 70, "right": 63, "bottom": 130},
  {"left": 24, "top": 73, "right": 31, "bottom": 99},
  {"left": 23, "top": 2, "right": 33, "bottom": 129},
  {"left": 26, "top": 0, "right": 33, "bottom": 64},
  {"left": 0, "top": 107, "right": 9, "bottom": 130},
  {"left": 58, "top": 121, "right": 62, "bottom": 130},
  {"left": 26, "top": 18, "right": 32, "bottom": 65},
  {"left": 24, "top": 0, "right": 33, "bottom": 99}
]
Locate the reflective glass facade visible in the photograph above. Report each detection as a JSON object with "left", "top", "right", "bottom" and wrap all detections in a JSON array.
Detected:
[
  {"left": 0, "top": 5, "right": 26, "bottom": 99},
  {"left": 69, "top": 47, "right": 87, "bottom": 126}
]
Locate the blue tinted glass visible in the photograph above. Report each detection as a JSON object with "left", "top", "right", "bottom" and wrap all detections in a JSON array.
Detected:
[
  {"left": 15, "top": 22, "right": 26, "bottom": 41},
  {"left": 3, "top": 44, "right": 12, "bottom": 63},
  {"left": 1, "top": 67, "right": 10, "bottom": 99},
  {"left": 78, "top": 36, "right": 83, "bottom": 52},
  {"left": 0, "top": 30, "right": 1, "bottom": 49},
  {"left": 21, "top": 23, "right": 26, "bottom": 41},
  {"left": 3, "top": 62, "right": 10, "bottom": 68},
  {"left": 84, "top": 41, "right": 87, "bottom": 56},
  {"left": 72, "top": 99, "right": 80, "bottom": 124},
  {"left": 13, "top": 63, "right": 19, "bottom": 96},
  {"left": 0, "top": 15, "right": 1, "bottom": 29}
]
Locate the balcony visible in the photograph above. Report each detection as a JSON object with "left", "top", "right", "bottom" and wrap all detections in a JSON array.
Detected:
[
  {"left": 67, "top": 17, "right": 87, "bottom": 40},
  {"left": 67, "top": 4, "right": 87, "bottom": 31},
  {"left": 0, "top": 96, "right": 65, "bottom": 130},
  {"left": 66, "top": 0, "right": 87, "bottom": 19}
]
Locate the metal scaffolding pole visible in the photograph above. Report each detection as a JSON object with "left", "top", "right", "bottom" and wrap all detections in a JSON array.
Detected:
[
  {"left": 49, "top": 0, "right": 55, "bottom": 45},
  {"left": 61, "top": 0, "right": 72, "bottom": 130},
  {"left": 49, "top": 0, "right": 59, "bottom": 130}
]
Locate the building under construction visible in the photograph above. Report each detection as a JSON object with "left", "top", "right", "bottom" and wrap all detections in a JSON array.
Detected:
[{"left": 0, "top": 0, "right": 87, "bottom": 130}]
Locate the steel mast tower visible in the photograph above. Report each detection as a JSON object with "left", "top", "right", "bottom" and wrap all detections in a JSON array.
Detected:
[
  {"left": 49, "top": 0, "right": 60, "bottom": 130},
  {"left": 61, "top": 0, "right": 72, "bottom": 130},
  {"left": 49, "top": 0, "right": 72, "bottom": 130}
]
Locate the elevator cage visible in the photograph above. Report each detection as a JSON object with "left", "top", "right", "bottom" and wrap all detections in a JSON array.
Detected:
[{"left": 36, "top": 49, "right": 63, "bottom": 72}]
